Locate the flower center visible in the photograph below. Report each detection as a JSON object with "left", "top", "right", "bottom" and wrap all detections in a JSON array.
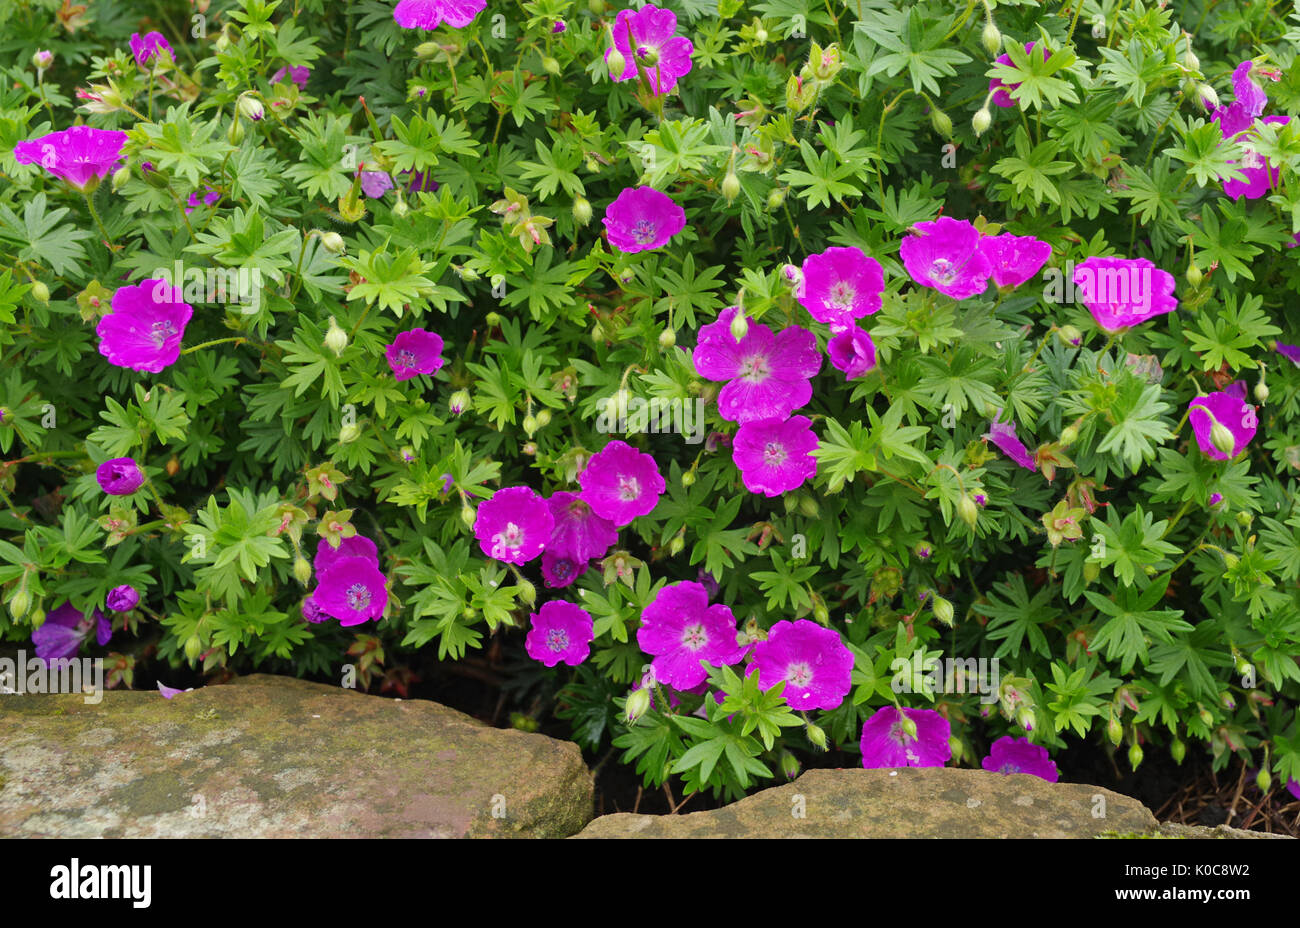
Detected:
[
  {"left": 680, "top": 623, "right": 708, "bottom": 651},
  {"left": 786, "top": 662, "right": 813, "bottom": 687},
  {"left": 395, "top": 349, "right": 418, "bottom": 368},
  {"left": 617, "top": 475, "right": 641, "bottom": 501},
  {"left": 345, "top": 582, "right": 371, "bottom": 611},
  {"left": 546, "top": 627, "right": 570, "bottom": 652},
  {"left": 150, "top": 319, "right": 178, "bottom": 348},
  {"left": 999, "top": 762, "right": 1021, "bottom": 775},
  {"left": 550, "top": 558, "right": 576, "bottom": 583},
  {"left": 1241, "top": 149, "right": 1263, "bottom": 170},
  {"left": 829, "top": 280, "right": 856, "bottom": 309},
  {"left": 762, "top": 440, "right": 787, "bottom": 467},
  {"left": 738, "top": 354, "right": 771, "bottom": 383},
  {"left": 929, "top": 257, "right": 956, "bottom": 284},
  {"left": 567, "top": 498, "right": 591, "bottom": 518},
  {"left": 492, "top": 522, "right": 524, "bottom": 558},
  {"left": 631, "top": 219, "right": 658, "bottom": 245},
  {"left": 889, "top": 720, "right": 914, "bottom": 747}
]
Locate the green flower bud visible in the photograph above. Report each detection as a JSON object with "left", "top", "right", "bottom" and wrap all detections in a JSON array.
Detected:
[
  {"left": 755, "top": 26, "right": 769, "bottom": 44},
  {"left": 658, "top": 327, "right": 676, "bottom": 349},
  {"left": 681, "top": 469, "right": 696, "bottom": 487},
  {"left": 184, "top": 634, "right": 203, "bottom": 661},
  {"left": 1090, "top": 18, "right": 1106, "bottom": 40},
  {"left": 721, "top": 168, "right": 741, "bottom": 204},
  {"left": 767, "top": 187, "right": 786, "bottom": 210},
  {"left": 31, "top": 281, "right": 50, "bottom": 304},
  {"left": 932, "top": 596, "right": 955, "bottom": 627},
  {"left": 1236, "top": 510, "right": 1253, "bottom": 528},
  {"left": 1196, "top": 83, "right": 1219, "bottom": 109},
  {"left": 1183, "top": 49, "right": 1200, "bottom": 72},
  {"left": 958, "top": 494, "right": 979, "bottom": 528},
  {"left": 606, "top": 46, "right": 627, "bottom": 78},
  {"left": 972, "top": 107, "right": 992, "bottom": 136},
  {"left": 729, "top": 311, "right": 749, "bottom": 342},
  {"left": 982, "top": 20, "right": 1002, "bottom": 57},
  {"left": 1107, "top": 715, "right": 1123, "bottom": 747},
  {"left": 806, "top": 721, "right": 828, "bottom": 750},
  {"left": 227, "top": 117, "right": 245, "bottom": 145},
  {"left": 9, "top": 589, "right": 30, "bottom": 620},
  {"left": 1128, "top": 741, "right": 1143, "bottom": 771},
  {"left": 930, "top": 107, "right": 953, "bottom": 138},
  {"left": 237, "top": 93, "right": 265, "bottom": 121},
  {"left": 899, "top": 714, "right": 918, "bottom": 740},
  {"left": 1170, "top": 738, "right": 1186, "bottom": 764},
  {"left": 1016, "top": 707, "right": 1035, "bottom": 732},
  {"left": 624, "top": 685, "right": 651, "bottom": 724},
  {"left": 461, "top": 504, "right": 477, "bottom": 528},
  {"left": 392, "top": 196, "right": 409, "bottom": 218},
  {"left": 293, "top": 557, "right": 312, "bottom": 585},
  {"left": 1257, "top": 767, "right": 1272, "bottom": 792},
  {"left": 485, "top": 311, "right": 503, "bottom": 327},
  {"left": 779, "top": 749, "right": 800, "bottom": 780},
  {"left": 534, "top": 409, "right": 552, "bottom": 428},
  {"left": 1254, "top": 379, "right": 1269, "bottom": 405},
  {"left": 338, "top": 422, "right": 361, "bottom": 444},
  {"left": 324, "top": 315, "right": 349, "bottom": 356},
  {"left": 414, "top": 41, "right": 441, "bottom": 59},
  {"left": 1060, "top": 425, "right": 1078, "bottom": 446},
  {"left": 542, "top": 56, "right": 561, "bottom": 75},
  {"left": 1223, "top": 552, "right": 1239, "bottom": 569},
  {"left": 111, "top": 166, "right": 131, "bottom": 192},
  {"left": 667, "top": 533, "right": 685, "bottom": 556},
  {"left": 588, "top": 0, "right": 606, "bottom": 14},
  {"left": 320, "top": 231, "right": 345, "bottom": 254},
  {"left": 449, "top": 389, "right": 470, "bottom": 416},
  {"left": 1057, "top": 324, "right": 1083, "bottom": 347},
  {"left": 516, "top": 578, "right": 536, "bottom": 606},
  {"left": 1210, "top": 422, "right": 1236, "bottom": 456},
  {"left": 572, "top": 195, "right": 593, "bottom": 226},
  {"left": 1083, "top": 561, "right": 1100, "bottom": 583},
  {"left": 29, "top": 606, "right": 44, "bottom": 627},
  {"left": 798, "top": 495, "right": 819, "bottom": 518},
  {"left": 1186, "top": 262, "right": 1202, "bottom": 287},
  {"left": 523, "top": 413, "right": 538, "bottom": 436}
]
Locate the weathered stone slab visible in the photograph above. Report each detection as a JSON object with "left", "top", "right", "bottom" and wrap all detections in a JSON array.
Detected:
[
  {"left": 0, "top": 674, "right": 592, "bottom": 838},
  {"left": 575, "top": 766, "right": 1160, "bottom": 838}
]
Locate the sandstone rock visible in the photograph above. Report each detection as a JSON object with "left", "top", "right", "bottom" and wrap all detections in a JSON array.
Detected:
[
  {"left": 575, "top": 766, "right": 1159, "bottom": 838},
  {"left": 0, "top": 674, "right": 592, "bottom": 838}
]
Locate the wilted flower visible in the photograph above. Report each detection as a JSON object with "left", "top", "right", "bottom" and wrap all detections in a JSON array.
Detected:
[
  {"left": 547, "top": 490, "right": 618, "bottom": 563},
  {"left": 750, "top": 619, "right": 854, "bottom": 711},
  {"left": 982, "top": 735, "right": 1059, "bottom": 781},
  {"left": 96, "top": 458, "right": 144, "bottom": 496},
  {"left": 302, "top": 594, "right": 330, "bottom": 624},
  {"left": 13, "top": 126, "right": 129, "bottom": 192},
  {"left": 900, "top": 217, "right": 992, "bottom": 300},
  {"left": 96, "top": 280, "right": 193, "bottom": 373},
  {"left": 1189, "top": 392, "right": 1257, "bottom": 461},
  {"left": 129, "top": 31, "right": 173, "bottom": 68},
  {"left": 105, "top": 584, "right": 140, "bottom": 612},
  {"left": 606, "top": 4, "right": 694, "bottom": 96},
  {"left": 796, "top": 246, "right": 884, "bottom": 330},
  {"left": 393, "top": 0, "right": 487, "bottom": 29},
  {"left": 859, "top": 705, "right": 952, "bottom": 768},
  {"left": 473, "top": 486, "right": 554, "bottom": 564},
  {"left": 385, "top": 328, "right": 445, "bottom": 381},
  {"left": 826, "top": 326, "right": 877, "bottom": 380},
  {"left": 638, "top": 580, "right": 746, "bottom": 689},
  {"left": 1073, "top": 256, "right": 1177, "bottom": 333},
  {"left": 314, "top": 556, "right": 388, "bottom": 625},
  {"left": 525, "top": 601, "right": 594, "bottom": 667},
  {"left": 977, "top": 233, "right": 1052, "bottom": 288},
  {"left": 578, "top": 440, "right": 666, "bottom": 527},
  {"left": 602, "top": 186, "right": 686, "bottom": 253},
  {"left": 732, "top": 415, "right": 818, "bottom": 497},
  {"left": 693, "top": 306, "right": 821, "bottom": 423},
  {"left": 33, "top": 603, "right": 112, "bottom": 663},
  {"left": 983, "top": 413, "right": 1038, "bottom": 471}
]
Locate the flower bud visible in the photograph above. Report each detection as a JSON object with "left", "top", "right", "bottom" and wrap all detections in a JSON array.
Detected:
[
  {"left": 624, "top": 686, "right": 651, "bottom": 724},
  {"left": 184, "top": 634, "right": 203, "bottom": 661},
  {"left": 958, "top": 494, "right": 979, "bottom": 527},
  {"left": 1016, "top": 707, "right": 1035, "bottom": 732},
  {"left": 392, "top": 196, "right": 409, "bottom": 218},
  {"left": 721, "top": 168, "right": 741, "bottom": 204},
  {"left": 1090, "top": 18, "right": 1106, "bottom": 40},
  {"left": 31, "top": 281, "right": 50, "bottom": 304},
  {"left": 1128, "top": 741, "right": 1143, "bottom": 770},
  {"left": 1170, "top": 738, "right": 1186, "bottom": 764},
  {"left": 320, "top": 231, "right": 345, "bottom": 254},
  {"left": 806, "top": 721, "right": 828, "bottom": 750},
  {"left": 516, "top": 578, "right": 536, "bottom": 605},
  {"left": 667, "top": 533, "right": 685, "bottom": 556},
  {"left": 767, "top": 187, "right": 786, "bottom": 210},
  {"left": 572, "top": 195, "right": 592, "bottom": 226},
  {"left": 523, "top": 414, "right": 538, "bottom": 436},
  {"left": 338, "top": 422, "right": 361, "bottom": 444},
  {"left": 324, "top": 316, "right": 349, "bottom": 356},
  {"left": 1183, "top": 49, "right": 1200, "bottom": 72},
  {"left": 899, "top": 713, "right": 918, "bottom": 740},
  {"left": 658, "top": 327, "right": 676, "bottom": 349},
  {"left": 779, "top": 749, "right": 800, "bottom": 780},
  {"left": 913, "top": 541, "right": 932, "bottom": 559},
  {"left": 972, "top": 107, "right": 992, "bottom": 136},
  {"left": 1210, "top": 422, "right": 1236, "bottom": 456},
  {"left": 981, "top": 20, "right": 1002, "bottom": 57},
  {"left": 1107, "top": 715, "right": 1123, "bottom": 747},
  {"left": 798, "top": 495, "right": 819, "bottom": 518},
  {"left": 9, "top": 589, "right": 30, "bottom": 620},
  {"left": 415, "top": 41, "right": 441, "bottom": 58},
  {"left": 588, "top": 0, "right": 606, "bottom": 13},
  {"left": 237, "top": 94, "right": 265, "bottom": 121},
  {"left": 449, "top": 389, "right": 470, "bottom": 415},
  {"left": 1223, "top": 552, "right": 1239, "bottom": 569},
  {"left": 1257, "top": 767, "right": 1272, "bottom": 792},
  {"left": 1196, "top": 83, "right": 1219, "bottom": 109},
  {"left": 681, "top": 469, "right": 696, "bottom": 487},
  {"left": 932, "top": 596, "right": 955, "bottom": 627},
  {"left": 456, "top": 265, "right": 480, "bottom": 282},
  {"left": 1060, "top": 425, "right": 1078, "bottom": 446},
  {"left": 29, "top": 606, "right": 44, "bottom": 627},
  {"left": 461, "top": 504, "right": 476, "bottom": 528},
  {"left": 111, "top": 166, "right": 131, "bottom": 192},
  {"left": 1186, "top": 262, "right": 1202, "bottom": 287},
  {"left": 1083, "top": 560, "right": 1100, "bottom": 583},
  {"left": 1057, "top": 324, "right": 1083, "bottom": 347},
  {"left": 485, "top": 311, "right": 503, "bottom": 327},
  {"left": 542, "top": 56, "right": 561, "bottom": 75},
  {"left": 606, "top": 46, "right": 627, "bottom": 78},
  {"left": 293, "top": 557, "right": 312, "bottom": 585},
  {"left": 1254, "top": 378, "right": 1268, "bottom": 405},
  {"left": 591, "top": 322, "right": 606, "bottom": 345},
  {"left": 534, "top": 409, "right": 551, "bottom": 428},
  {"left": 33, "top": 50, "right": 54, "bottom": 69},
  {"left": 1236, "top": 510, "right": 1253, "bottom": 528},
  {"left": 929, "top": 107, "right": 953, "bottom": 138},
  {"left": 729, "top": 311, "right": 749, "bottom": 342}
]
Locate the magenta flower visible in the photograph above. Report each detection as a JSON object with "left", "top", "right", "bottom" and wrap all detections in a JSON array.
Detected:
[
  {"left": 1208, "top": 492, "right": 1224, "bottom": 508},
  {"left": 385, "top": 328, "right": 445, "bottom": 381},
  {"left": 1072, "top": 256, "right": 1177, "bottom": 333},
  {"left": 314, "top": 556, "right": 388, "bottom": 626},
  {"left": 859, "top": 705, "right": 952, "bottom": 769},
  {"left": 977, "top": 233, "right": 1051, "bottom": 288},
  {"left": 900, "top": 217, "right": 992, "bottom": 300},
  {"left": 577, "top": 440, "right": 665, "bottom": 527},
  {"left": 983, "top": 414, "right": 1037, "bottom": 471},
  {"left": 552, "top": 20, "right": 566, "bottom": 34},
  {"left": 302, "top": 594, "right": 330, "bottom": 624},
  {"left": 393, "top": 0, "right": 486, "bottom": 29},
  {"left": 602, "top": 186, "right": 686, "bottom": 253},
  {"left": 525, "top": 600, "right": 594, "bottom": 667},
  {"left": 1231, "top": 60, "right": 1270, "bottom": 119},
  {"left": 474, "top": 485, "right": 554, "bottom": 564},
  {"left": 271, "top": 65, "right": 311, "bottom": 88},
  {"left": 96, "top": 280, "right": 193, "bottom": 373},
  {"left": 105, "top": 585, "right": 140, "bottom": 612},
  {"left": 185, "top": 185, "right": 221, "bottom": 214},
  {"left": 129, "top": 31, "right": 173, "bottom": 68},
  {"left": 360, "top": 171, "right": 394, "bottom": 199},
  {"left": 403, "top": 170, "right": 440, "bottom": 194},
  {"left": 1189, "top": 392, "right": 1257, "bottom": 461},
  {"left": 637, "top": 581, "right": 746, "bottom": 689},
  {"left": 1276, "top": 342, "right": 1300, "bottom": 367},
  {"left": 1213, "top": 111, "right": 1292, "bottom": 201},
  {"left": 541, "top": 551, "right": 587, "bottom": 588},
  {"left": 606, "top": 5, "right": 694, "bottom": 96},
  {"left": 989, "top": 42, "right": 1036, "bottom": 108},
  {"left": 547, "top": 491, "right": 618, "bottom": 562},
  {"left": 827, "top": 327, "right": 877, "bottom": 380},
  {"left": 1288, "top": 778, "right": 1300, "bottom": 802},
  {"left": 315, "top": 535, "right": 380, "bottom": 574},
  {"left": 733, "top": 415, "right": 818, "bottom": 497},
  {"left": 750, "top": 619, "right": 854, "bottom": 711},
  {"left": 32, "top": 603, "right": 111, "bottom": 663},
  {"left": 13, "top": 126, "right": 129, "bottom": 192},
  {"left": 981, "top": 736, "right": 1059, "bottom": 781},
  {"left": 797, "top": 246, "right": 885, "bottom": 331},
  {"left": 96, "top": 458, "right": 144, "bottom": 496},
  {"left": 693, "top": 306, "right": 821, "bottom": 423}
]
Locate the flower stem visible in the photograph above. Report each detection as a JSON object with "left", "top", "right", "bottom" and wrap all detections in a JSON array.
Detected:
[
  {"left": 83, "top": 191, "right": 115, "bottom": 251},
  {"left": 180, "top": 337, "right": 246, "bottom": 355}
]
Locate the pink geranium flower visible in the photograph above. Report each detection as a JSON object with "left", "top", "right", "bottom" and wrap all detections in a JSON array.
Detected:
[
  {"left": 473, "top": 486, "right": 554, "bottom": 564},
  {"left": 578, "top": 440, "right": 665, "bottom": 527},
  {"left": 637, "top": 581, "right": 746, "bottom": 689},
  {"left": 32, "top": 603, "right": 111, "bottom": 663},
  {"left": 393, "top": 0, "right": 486, "bottom": 29},
  {"left": 797, "top": 246, "right": 884, "bottom": 331},
  {"left": 982, "top": 736, "right": 1059, "bottom": 781},
  {"left": 603, "top": 186, "right": 686, "bottom": 253},
  {"left": 859, "top": 705, "right": 952, "bottom": 769},
  {"left": 983, "top": 413, "right": 1037, "bottom": 471},
  {"left": 606, "top": 4, "right": 694, "bottom": 96},
  {"left": 129, "top": 31, "right": 173, "bottom": 68},
  {"left": 1189, "top": 392, "right": 1257, "bottom": 461},
  {"left": 96, "top": 280, "right": 193, "bottom": 373},
  {"left": 732, "top": 415, "right": 818, "bottom": 497},
  {"left": 1072, "top": 256, "right": 1177, "bottom": 333},
  {"left": 827, "top": 327, "right": 877, "bottom": 380},
  {"left": 526, "top": 601, "right": 595, "bottom": 667},
  {"left": 750, "top": 619, "right": 854, "bottom": 711},
  {"left": 900, "top": 217, "right": 992, "bottom": 300},
  {"left": 314, "top": 556, "right": 388, "bottom": 626},
  {"left": 977, "top": 233, "right": 1052, "bottom": 288},
  {"left": 989, "top": 42, "right": 1036, "bottom": 108},
  {"left": 385, "top": 328, "right": 445, "bottom": 381},
  {"left": 693, "top": 306, "right": 821, "bottom": 423},
  {"left": 13, "top": 126, "right": 129, "bottom": 192},
  {"left": 547, "top": 491, "right": 618, "bottom": 563},
  {"left": 541, "top": 551, "right": 588, "bottom": 588}
]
